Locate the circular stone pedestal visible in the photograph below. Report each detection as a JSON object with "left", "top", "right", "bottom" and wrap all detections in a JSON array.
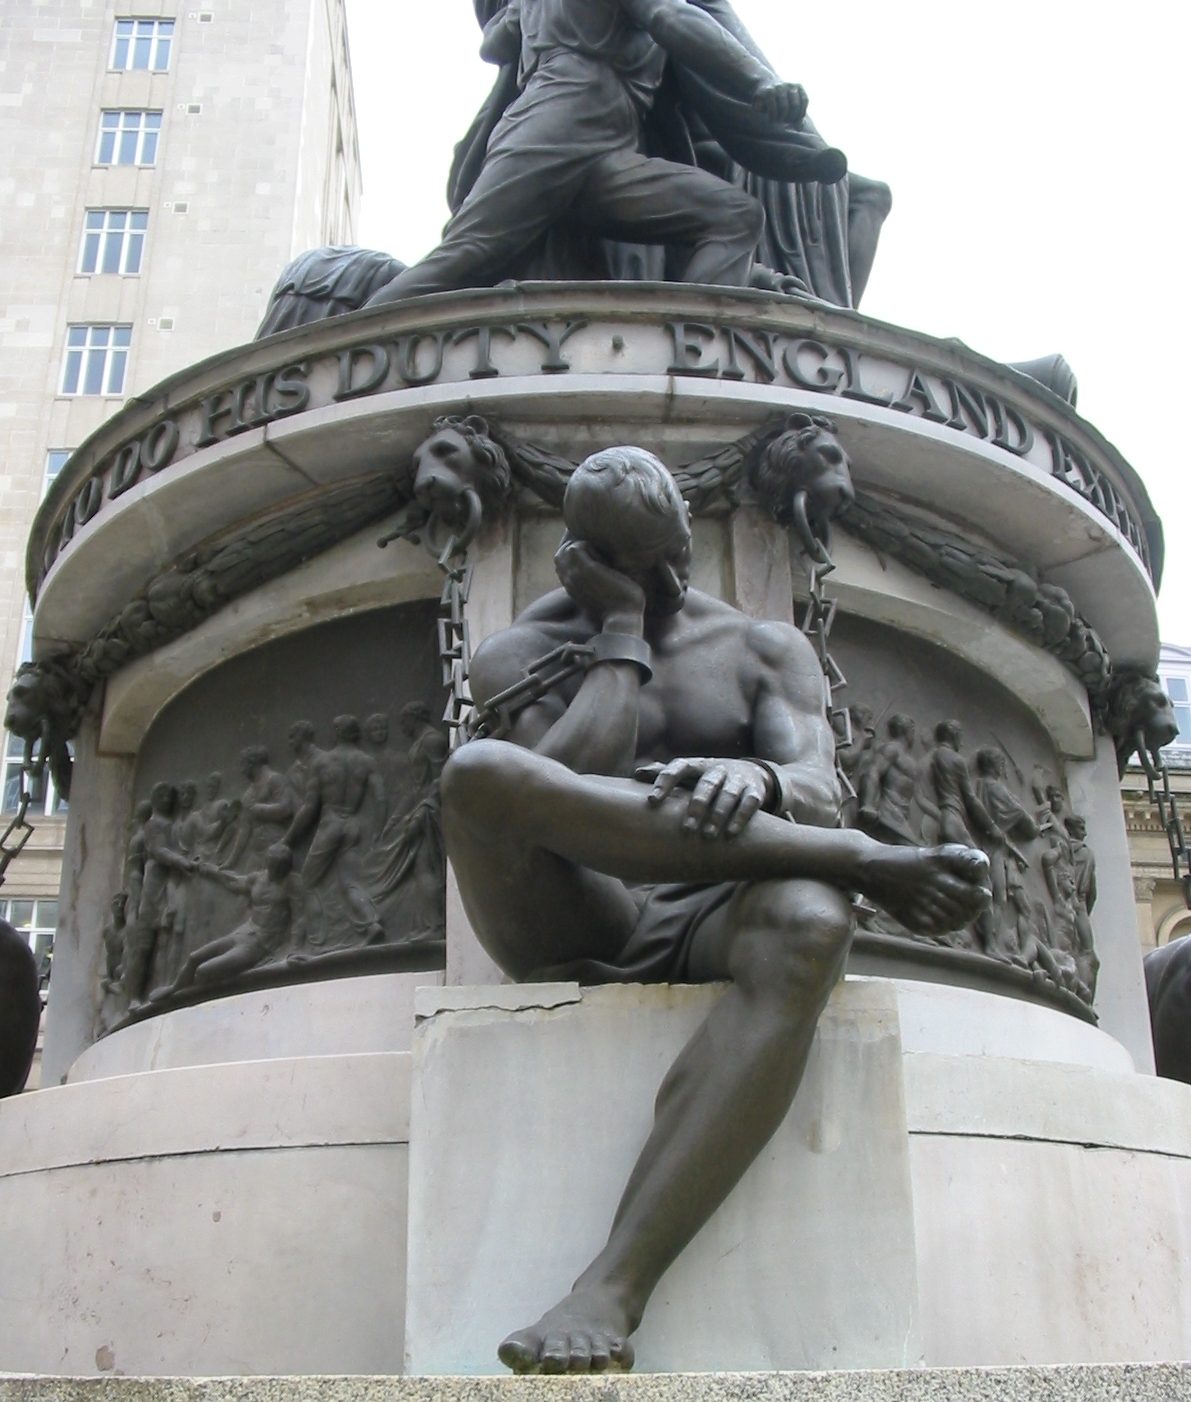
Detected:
[{"left": 0, "top": 284, "right": 1177, "bottom": 1374}]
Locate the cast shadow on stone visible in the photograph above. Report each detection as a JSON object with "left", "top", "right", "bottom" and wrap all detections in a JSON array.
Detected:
[{"left": 97, "top": 703, "right": 447, "bottom": 1035}]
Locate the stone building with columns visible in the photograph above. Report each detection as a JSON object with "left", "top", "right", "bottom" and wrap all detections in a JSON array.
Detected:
[
  {"left": 0, "top": 0, "right": 361, "bottom": 1034},
  {"left": 1125, "top": 642, "right": 1191, "bottom": 954}
]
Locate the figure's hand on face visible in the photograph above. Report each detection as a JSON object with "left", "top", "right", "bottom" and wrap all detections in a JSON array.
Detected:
[
  {"left": 752, "top": 78, "right": 808, "bottom": 127},
  {"left": 555, "top": 538, "right": 646, "bottom": 625},
  {"left": 637, "top": 758, "right": 772, "bottom": 840}
]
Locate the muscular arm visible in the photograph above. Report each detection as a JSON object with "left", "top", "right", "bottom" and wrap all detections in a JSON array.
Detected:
[
  {"left": 284, "top": 772, "right": 322, "bottom": 847},
  {"left": 620, "top": 0, "right": 802, "bottom": 120},
  {"left": 469, "top": 599, "right": 642, "bottom": 778},
  {"left": 144, "top": 824, "right": 194, "bottom": 874},
  {"left": 480, "top": 1, "right": 520, "bottom": 65},
  {"left": 748, "top": 622, "right": 841, "bottom": 828}
]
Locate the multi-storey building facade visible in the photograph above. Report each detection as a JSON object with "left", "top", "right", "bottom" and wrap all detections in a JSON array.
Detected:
[
  {"left": 0, "top": 0, "right": 361, "bottom": 1059},
  {"left": 1125, "top": 643, "right": 1191, "bottom": 957}
]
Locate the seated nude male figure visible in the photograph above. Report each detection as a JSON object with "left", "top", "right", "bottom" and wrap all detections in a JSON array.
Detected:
[{"left": 444, "top": 446, "right": 991, "bottom": 1373}]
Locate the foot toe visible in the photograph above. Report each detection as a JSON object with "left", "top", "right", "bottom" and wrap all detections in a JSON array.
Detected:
[
  {"left": 609, "top": 1336, "right": 635, "bottom": 1371},
  {"left": 498, "top": 1331, "right": 542, "bottom": 1374},
  {"left": 568, "top": 1333, "right": 593, "bottom": 1372},
  {"left": 588, "top": 1333, "right": 612, "bottom": 1372},
  {"left": 540, "top": 1332, "right": 571, "bottom": 1373}
]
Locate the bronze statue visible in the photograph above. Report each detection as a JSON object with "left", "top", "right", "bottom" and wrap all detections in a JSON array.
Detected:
[
  {"left": 0, "top": 917, "right": 39, "bottom": 1098},
  {"left": 447, "top": 445, "right": 990, "bottom": 1372},
  {"left": 366, "top": 0, "right": 838, "bottom": 307}
]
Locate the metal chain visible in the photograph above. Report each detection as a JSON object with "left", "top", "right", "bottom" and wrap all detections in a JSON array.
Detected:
[
  {"left": 793, "top": 535, "right": 855, "bottom": 803},
  {"left": 0, "top": 763, "right": 37, "bottom": 889},
  {"left": 1135, "top": 737, "right": 1191, "bottom": 904},
  {"left": 429, "top": 537, "right": 474, "bottom": 743}
]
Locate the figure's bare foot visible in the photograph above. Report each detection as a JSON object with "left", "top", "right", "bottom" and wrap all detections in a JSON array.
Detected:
[
  {"left": 857, "top": 843, "right": 991, "bottom": 935},
  {"left": 498, "top": 1285, "right": 635, "bottom": 1374}
]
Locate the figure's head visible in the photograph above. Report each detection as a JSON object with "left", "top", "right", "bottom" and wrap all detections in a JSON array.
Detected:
[
  {"left": 1104, "top": 669, "right": 1180, "bottom": 771},
  {"left": 935, "top": 719, "right": 963, "bottom": 750},
  {"left": 888, "top": 713, "right": 915, "bottom": 745},
  {"left": 333, "top": 714, "right": 361, "bottom": 744},
  {"left": 288, "top": 720, "right": 315, "bottom": 756},
  {"left": 408, "top": 415, "right": 511, "bottom": 525},
  {"left": 150, "top": 781, "right": 178, "bottom": 816},
  {"left": 134, "top": 800, "right": 152, "bottom": 823},
  {"left": 1065, "top": 814, "right": 1087, "bottom": 840},
  {"left": 1046, "top": 784, "right": 1065, "bottom": 813},
  {"left": 400, "top": 700, "right": 431, "bottom": 738},
  {"left": 563, "top": 447, "right": 692, "bottom": 616},
  {"left": 849, "top": 704, "right": 874, "bottom": 731},
  {"left": 749, "top": 414, "right": 854, "bottom": 534},
  {"left": 178, "top": 780, "right": 197, "bottom": 810},
  {"left": 265, "top": 842, "right": 293, "bottom": 879},
  {"left": 239, "top": 744, "right": 269, "bottom": 780},
  {"left": 975, "top": 747, "right": 1006, "bottom": 778},
  {"left": 364, "top": 713, "right": 389, "bottom": 747},
  {"left": 204, "top": 772, "right": 222, "bottom": 800},
  {"left": 111, "top": 891, "right": 127, "bottom": 921}
]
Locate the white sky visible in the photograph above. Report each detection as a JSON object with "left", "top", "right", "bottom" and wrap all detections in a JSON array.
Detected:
[{"left": 344, "top": 0, "right": 1191, "bottom": 645}]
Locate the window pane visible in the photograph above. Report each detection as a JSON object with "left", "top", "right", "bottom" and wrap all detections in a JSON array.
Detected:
[
  {"left": 8, "top": 901, "right": 33, "bottom": 929},
  {"left": 1176, "top": 704, "right": 1191, "bottom": 747},
  {"left": 85, "top": 210, "right": 104, "bottom": 230},
  {"left": 125, "top": 231, "right": 144, "bottom": 274},
  {"left": 141, "top": 130, "right": 158, "bottom": 165},
  {"left": 6, "top": 735, "right": 21, "bottom": 759},
  {"left": 67, "top": 326, "right": 87, "bottom": 347},
  {"left": 62, "top": 350, "right": 82, "bottom": 395},
  {"left": 118, "top": 128, "right": 138, "bottom": 164},
  {"left": 98, "top": 129, "right": 115, "bottom": 164},
  {"left": 45, "top": 451, "right": 70, "bottom": 483},
  {"left": 81, "top": 231, "right": 99, "bottom": 273},
  {"left": 131, "top": 211, "right": 148, "bottom": 231},
  {"left": 113, "top": 326, "right": 131, "bottom": 347},
  {"left": 107, "top": 350, "right": 128, "bottom": 395},
  {"left": 1, "top": 765, "right": 20, "bottom": 815},
  {"left": 101, "top": 229, "right": 123, "bottom": 274},
  {"left": 36, "top": 901, "right": 58, "bottom": 931},
  {"left": 83, "top": 346, "right": 106, "bottom": 395},
  {"left": 1166, "top": 677, "right": 1189, "bottom": 703},
  {"left": 155, "top": 31, "right": 172, "bottom": 70}
]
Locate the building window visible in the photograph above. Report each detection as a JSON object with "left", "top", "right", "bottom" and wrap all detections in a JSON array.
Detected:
[
  {"left": 44, "top": 451, "right": 70, "bottom": 493},
  {"left": 96, "top": 110, "right": 162, "bottom": 167},
  {"left": 80, "top": 210, "right": 148, "bottom": 275},
  {"left": 1162, "top": 676, "right": 1191, "bottom": 750},
  {"left": 0, "top": 898, "right": 58, "bottom": 988},
  {"left": 110, "top": 19, "right": 174, "bottom": 72},
  {"left": 16, "top": 599, "right": 33, "bottom": 668},
  {"left": 61, "top": 325, "right": 131, "bottom": 396},
  {"left": 3, "top": 735, "right": 69, "bottom": 819}
]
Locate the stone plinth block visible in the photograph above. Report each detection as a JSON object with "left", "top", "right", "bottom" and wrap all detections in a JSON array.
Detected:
[
  {"left": 406, "top": 981, "right": 921, "bottom": 1375},
  {"left": 3, "top": 1368, "right": 1191, "bottom": 1402}
]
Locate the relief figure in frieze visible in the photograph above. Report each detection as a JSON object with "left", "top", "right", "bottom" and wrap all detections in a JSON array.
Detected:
[
  {"left": 154, "top": 843, "right": 307, "bottom": 999},
  {"left": 283, "top": 715, "right": 388, "bottom": 945},
  {"left": 856, "top": 713, "right": 921, "bottom": 846}
]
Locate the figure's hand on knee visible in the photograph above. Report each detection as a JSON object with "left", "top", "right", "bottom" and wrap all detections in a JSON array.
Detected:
[
  {"left": 637, "top": 757, "right": 769, "bottom": 839},
  {"left": 752, "top": 78, "right": 808, "bottom": 127}
]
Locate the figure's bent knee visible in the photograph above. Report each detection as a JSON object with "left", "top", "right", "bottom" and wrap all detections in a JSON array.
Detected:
[{"left": 730, "top": 880, "right": 853, "bottom": 1000}]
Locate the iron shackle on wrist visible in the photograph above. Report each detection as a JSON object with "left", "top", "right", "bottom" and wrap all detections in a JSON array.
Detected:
[{"left": 590, "top": 631, "right": 653, "bottom": 683}]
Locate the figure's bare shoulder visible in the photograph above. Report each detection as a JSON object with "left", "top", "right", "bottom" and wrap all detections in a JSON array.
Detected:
[{"left": 469, "top": 589, "right": 592, "bottom": 707}]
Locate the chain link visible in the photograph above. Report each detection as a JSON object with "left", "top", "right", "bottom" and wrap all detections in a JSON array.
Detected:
[
  {"left": 1135, "top": 737, "right": 1191, "bottom": 904},
  {"left": 793, "top": 538, "right": 855, "bottom": 803},
  {"left": 0, "top": 761, "right": 37, "bottom": 889},
  {"left": 431, "top": 538, "right": 474, "bottom": 743}
]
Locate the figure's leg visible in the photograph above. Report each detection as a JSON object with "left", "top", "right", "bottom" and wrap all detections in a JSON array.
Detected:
[
  {"left": 335, "top": 832, "right": 385, "bottom": 941},
  {"left": 301, "top": 817, "right": 342, "bottom": 888},
  {"left": 366, "top": 90, "right": 604, "bottom": 305},
  {"left": 572, "top": 151, "right": 765, "bottom": 287},
  {"left": 444, "top": 742, "right": 990, "bottom": 978},
  {"left": 499, "top": 877, "right": 852, "bottom": 1373},
  {"left": 155, "top": 933, "right": 239, "bottom": 997}
]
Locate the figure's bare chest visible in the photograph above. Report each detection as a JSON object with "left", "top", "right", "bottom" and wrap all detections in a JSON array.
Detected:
[{"left": 634, "top": 635, "right": 756, "bottom": 762}]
